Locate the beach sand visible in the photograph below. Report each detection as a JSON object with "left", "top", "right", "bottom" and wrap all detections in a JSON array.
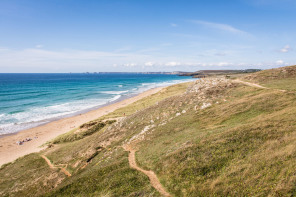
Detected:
[{"left": 0, "top": 87, "right": 163, "bottom": 166}]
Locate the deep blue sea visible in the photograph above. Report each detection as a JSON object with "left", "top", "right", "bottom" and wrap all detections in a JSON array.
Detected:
[{"left": 0, "top": 73, "right": 194, "bottom": 135}]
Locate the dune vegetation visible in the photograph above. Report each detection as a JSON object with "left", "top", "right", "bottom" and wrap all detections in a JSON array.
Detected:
[{"left": 1, "top": 65, "right": 296, "bottom": 196}]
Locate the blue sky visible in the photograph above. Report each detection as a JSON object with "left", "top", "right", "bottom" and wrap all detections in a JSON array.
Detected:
[{"left": 0, "top": 0, "right": 295, "bottom": 72}]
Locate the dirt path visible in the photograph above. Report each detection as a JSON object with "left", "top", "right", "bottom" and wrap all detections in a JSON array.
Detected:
[
  {"left": 233, "top": 79, "right": 268, "bottom": 89},
  {"left": 123, "top": 146, "right": 171, "bottom": 197},
  {"left": 41, "top": 155, "right": 71, "bottom": 177},
  {"left": 234, "top": 79, "right": 288, "bottom": 92}
]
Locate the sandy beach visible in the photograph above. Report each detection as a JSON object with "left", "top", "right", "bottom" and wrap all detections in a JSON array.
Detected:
[{"left": 0, "top": 87, "right": 163, "bottom": 166}]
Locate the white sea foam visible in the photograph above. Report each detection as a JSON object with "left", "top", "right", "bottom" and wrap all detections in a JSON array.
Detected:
[
  {"left": 109, "top": 95, "right": 121, "bottom": 102},
  {"left": 133, "top": 78, "right": 195, "bottom": 94},
  {"left": 0, "top": 95, "right": 124, "bottom": 135},
  {"left": 0, "top": 77, "right": 195, "bottom": 135},
  {"left": 142, "top": 83, "right": 156, "bottom": 86},
  {"left": 101, "top": 90, "right": 128, "bottom": 95}
]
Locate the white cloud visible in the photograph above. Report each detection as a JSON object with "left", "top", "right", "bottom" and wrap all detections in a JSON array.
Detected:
[
  {"left": 190, "top": 20, "right": 248, "bottom": 35},
  {"left": 123, "top": 63, "right": 137, "bottom": 67},
  {"left": 217, "top": 62, "right": 233, "bottom": 67},
  {"left": 35, "top": 45, "right": 44, "bottom": 48},
  {"left": 170, "top": 23, "right": 177, "bottom": 27},
  {"left": 0, "top": 46, "right": 294, "bottom": 73},
  {"left": 144, "top": 62, "right": 155, "bottom": 67},
  {"left": 280, "top": 45, "right": 291, "bottom": 53},
  {"left": 0, "top": 47, "right": 149, "bottom": 72},
  {"left": 276, "top": 60, "right": 284, "bottom": 65},
  {"left": 165, "top": 62, "right": 181, "bottom": 67}
]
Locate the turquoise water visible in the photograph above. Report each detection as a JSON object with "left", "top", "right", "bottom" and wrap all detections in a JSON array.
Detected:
[{"left": 0, "top": 73, "right": 194, "bottom": 135}]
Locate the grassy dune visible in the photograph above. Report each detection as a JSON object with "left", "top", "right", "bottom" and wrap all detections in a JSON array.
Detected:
[
  {"left": 136, "top": 85, "right": 296, "bottom": 196},
  {"left": 0, "top": 82, "right": 191, "bottom": 197},
  {"left": 1, "top": 66, "right": 296, "bottom": 196},
  {"left": 243, "top": 65, "right": 296, "bottom": 91}
]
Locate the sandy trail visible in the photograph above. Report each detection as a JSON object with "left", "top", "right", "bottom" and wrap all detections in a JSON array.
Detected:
[
  {"left": 41, "top": 155, "right": 71, "bottom": 177},
  {"left": 234, "top": 79, "right": 268, "bottom": 89},
  {"left": 123, "top": 146, "right": 171, "bottom": 197},
  {"left": 234, "top": 79, "right": 288, "bottom": 92}
]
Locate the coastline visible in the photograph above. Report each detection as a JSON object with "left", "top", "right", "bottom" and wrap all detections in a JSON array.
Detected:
[
  {"left": 0, "top": 90, "right": 147, "bottom": 139},
  {"left": 0, "top": 86, "right": 164, "bottom": 166}
]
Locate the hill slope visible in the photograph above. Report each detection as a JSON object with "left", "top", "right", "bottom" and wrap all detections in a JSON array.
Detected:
[
  {"left": 243, "top": 65, "right": 296, "bottom": 91},
  {"left": 1, "top": 66, "right": 296, "bottom": 196}
]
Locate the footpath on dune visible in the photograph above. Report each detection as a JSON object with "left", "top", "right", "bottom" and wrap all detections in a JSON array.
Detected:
[
  {"left": 123, "top": 145, "right": 171, "bottom": 197},
  {"left": 234, "top": 79, "right": 287, "bottom": 92},
  {"left": 234, "top": 79, "right": 268, "bottom": 89},
  {"left": 121, "top": 78, "right": 277, "bottom": 197},
  {"left": 41, "top": 155, "right": 71, "bottom": 177}
]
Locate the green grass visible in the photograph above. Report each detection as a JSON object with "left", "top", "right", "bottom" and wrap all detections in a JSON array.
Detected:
[
  {"left": 2, "top": 72, "right": 296, "bottom": 196},
  {"left": 0, "top": 81, "right": 192, "bottom": 197},
  {"left": 242, "top": 65, "right": 296, "bottom": 92},
  {"left": 262, "top": 78, "right": 296, "bottom": 91},
  {"left": 0, "top": 153, "right": 66, "bottom": 197},
  {"left": 134, "top": 84, "right": 296, "bottom": 196},
  {"left": 51, "top": 120, "right": 115, "bottom": 144},
  {"left": 97, "top": 82, "right": 193, "bottom": 120},
  {"left": 44, "top": 149, "right": 160, "bottom": 197}
]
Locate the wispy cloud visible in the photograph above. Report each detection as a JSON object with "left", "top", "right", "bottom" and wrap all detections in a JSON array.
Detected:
[
  {"left": 190, "top": 20, "right": 248, "bottom": 35},
  {"left": 165, "top": 61, "right": 181, "bottom": 66},
  {"left": 123, "top": 63, "right": 137, "bottom": 67},
  {"left": 280, "top": 45, "right": 292, "bottom": 53},
  {"left": 0, "top": 46, "right": 294, "bottom": 72},
  {"left": 170, "top": 23, "right": 178, "bottom": 27},
  {"left": 35, "top": 45, "right": 44, "bottom": 49},
  {"left": 276, "top": 60, "right": 284, "bottom": 65},
  {"left": 144, "top": 62, "right": 155, "bottom": 67},
  {"left": 0, "top": 47, "right": 149, "bottom": 72}
]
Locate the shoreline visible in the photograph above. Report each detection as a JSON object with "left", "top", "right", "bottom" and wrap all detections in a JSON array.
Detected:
[
  {"left": 0, "top": 78, "right": 194, "bottom": 137},
  {"left": 0, "top": 91, "right": 142, "bottom": 139},
  {"left": 0, "top": 86, "right": 164, "bottom": 166}
]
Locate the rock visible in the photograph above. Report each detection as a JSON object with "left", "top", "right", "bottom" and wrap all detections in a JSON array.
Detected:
[
  {"left": 176, "top": 112, "right": 181, "bottom": 117},
  {"left": 200, "top": 103, "right": 211, "bottom": 109},
  {"left": 194, "top": 105, "right": 198, "bottom": 111},
  {"left": 182, "top": 110, "right": 186, "bottom": 114}
]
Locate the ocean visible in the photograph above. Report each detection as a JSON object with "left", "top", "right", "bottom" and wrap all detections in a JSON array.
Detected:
[{"left": 0, "top": 73, "right": 194, "bottom": 135}]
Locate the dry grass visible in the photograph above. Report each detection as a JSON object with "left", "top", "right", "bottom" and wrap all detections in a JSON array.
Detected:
[
  {"left": 1, "top": 72, "right": 296, "bottom": 196},
  {"left": 242, "top": 65, "right": 296, "bottom": 91},
  {"left": 133, "top": 82, "right": 296, "bottom": 196},
  {"left": 0, "top": 81, "right": 192, "bottom": 197}
]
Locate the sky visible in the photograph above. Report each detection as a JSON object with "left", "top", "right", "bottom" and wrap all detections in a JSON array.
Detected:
[{"left": 0, "top": 0, "right": 295, "bottom": 73}]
